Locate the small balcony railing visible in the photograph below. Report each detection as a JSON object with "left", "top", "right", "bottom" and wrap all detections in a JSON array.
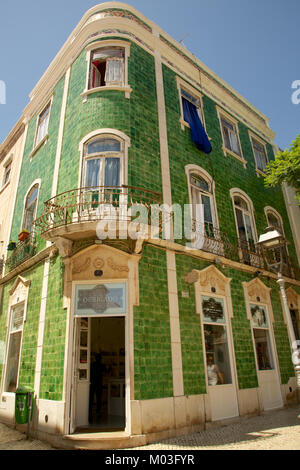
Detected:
[
  {"left": 191, "top": 220, "right": 238, "bottom": 260},
  {"left": 6, "top": 234, "right": 36, "bottom": 271},
  {"left": 34, "top": 185, "right": 162, "bottom": 235}
]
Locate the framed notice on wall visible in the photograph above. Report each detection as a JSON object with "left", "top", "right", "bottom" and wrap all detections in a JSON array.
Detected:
[{"left": 74, "top": 283, "right": 127, "bottom": 317}]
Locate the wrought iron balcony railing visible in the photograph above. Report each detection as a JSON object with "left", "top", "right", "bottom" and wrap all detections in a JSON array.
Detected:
[
  {"left": 34, "top": 185, "right": 162, "bottom": 235},
  {"left": 6, "top": 233, "right": 36, "bottom": 271}
]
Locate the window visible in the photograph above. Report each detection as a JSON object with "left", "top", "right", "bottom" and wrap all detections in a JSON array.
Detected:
[
  {"left": 202, "top": 296, "right": 232, "bottom": 386},
  {"left": 187, "top": 167, "right": 222, "bottom": 253},
  {"left": 178, "top": 81, "right": 212, "bottom": 154},
  {"left": 22, "top": 184, "right": 39, "bottom": 233},
  {"left": 89, "top": 47, "right": 125, "bottom": 89},
  {"left": 250, "top": 304, "right": 274, "bottom": 371},
  {"left": 231, "top": 191, "right": 257, "bottom": 264},
  {"left": 181, "top": 88, "right": 205, "bottom": 128},
  {"left": 190, "top": 172, "right": 214, "bottom": 235},
  {"left": 265, "top": 208, "right": 283, "bottom": 233},
  {"left": 35, "top": 103, "right": 50, "bottom": 147},
  {"left": 2, "top": 161, "right": 12, "bottom": 187},
  {"left": 220, "top": 117, "right": 241, "bottom": 156},
  {"left": 250, "top": 135, "right": 268, "bottom": 172},
  {"left": 4, "top": 303, "right": 25, "bottom": 392},
  {"left": 82, "top": 136, "right": 124, "bottom": 207}
]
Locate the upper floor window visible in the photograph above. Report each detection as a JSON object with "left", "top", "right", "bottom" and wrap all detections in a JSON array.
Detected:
[
  {"left": 35, "top": 103, "right": 50, "bottom": 147},
  {"left": 231, "top": 190, "right": 257, "bottom": 265},
  {"left": 22, "top": 184, "right": 39, "bottom": 233},
  {"left": 82, "top": 41, "right": 132, "bottom": 101},
  {"left": 250, "top": 134, "right": 268, "bottom": 173},
  {"left": 221, "top": 117, "right": 241, "bottom": 156},
  {"left": 217, "top": 108, "right": 246, "bottom": 166},
  {"left": 186, "top": 166, "right": 221, "bottom": 252},
  {"left": 89, "top": 47, "right": 125, "bottom": 89},
  {"left": 265, "top": 208, "right": 283, "bottom": 233},
  {"left": 2, "top": 160, "right": 12, "bottom": 187},
  {"left": 178, "top": 79, "right": 212, "bottom": 154},
  {"left": 83, "top": 136, "right": 124, "bottom": 189}
]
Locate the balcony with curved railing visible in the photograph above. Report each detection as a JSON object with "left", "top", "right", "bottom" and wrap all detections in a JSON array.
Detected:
[{"left": 34, "top": 185, "right": 162, "bottom": 242}]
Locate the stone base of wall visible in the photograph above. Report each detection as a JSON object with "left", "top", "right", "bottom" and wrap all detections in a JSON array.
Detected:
[{"left": 1, "top": 387, "right": 298, "bottom": 449}]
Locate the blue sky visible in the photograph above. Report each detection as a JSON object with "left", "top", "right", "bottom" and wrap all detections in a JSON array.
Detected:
[{"left": 0, "top": 0, "right": 299, "bottom": 149}]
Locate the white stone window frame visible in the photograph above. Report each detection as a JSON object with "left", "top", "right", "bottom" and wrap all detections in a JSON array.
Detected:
[
  {"left": 216, "top": 107, "right": 247, "bottom": 168},
  {"left": 81, "top": 40, "right": 132, "bottom": 102},
  {"left": 176, "top": 76, "right": 208, "bottom": 135},
  {"left": 30, "top": 97, "right": 53, "bottom": 159},
  {"left": 0, "top": 154, "right": 13, "bottom": 193},
  {"left": 230, "top": 188, "right": 259, "bottom": 265},
  {"left": 185, "top": 164, "right": 219, "bottom": 231},
  {"left": 78, "top": 129, "right": 130, "bottom": 189},
  {"left": 1, "top": 276, "right": 30, "bottom": 399},
  {"left": 20, "top": 179, "right": 41, "bottom": 235},
  {"left": 264, "top": 206, "right": 285, "bottom": 236},
  {"left": 249, "top": 131, "right": 269, "bottom": 177}
]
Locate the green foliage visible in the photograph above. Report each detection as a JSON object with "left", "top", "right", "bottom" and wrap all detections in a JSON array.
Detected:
[{"left": 264, "top": 134, "right": 300, "bottom": 203}]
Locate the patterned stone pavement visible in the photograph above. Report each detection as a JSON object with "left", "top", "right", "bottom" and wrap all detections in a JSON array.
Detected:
[{"left": 0, "top": 405, "right": 299, "bottom": 450}]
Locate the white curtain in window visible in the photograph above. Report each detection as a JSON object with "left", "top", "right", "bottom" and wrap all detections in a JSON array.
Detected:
[
  {"left": 85, "top": 159, "right": 100, "bottom": 187},
  {"left": 105, "top": 58, "right": 123, "bottom": 84},
  {"left": 105, "top": 158, "right": 120, "bottom": 186}
]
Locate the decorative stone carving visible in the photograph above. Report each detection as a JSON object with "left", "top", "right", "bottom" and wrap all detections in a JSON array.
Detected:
[
  {"left": 246, "top": 278, "right": 269, "bottom": 304},
  {"left": 93, "top": 257, "right": 105, "bottom": 269},
  {"left": 107, "top": 257, "right": 129, "bottom": 272},
  {"left": 72, "top": 257, "right": 91, "bottom": 274},
  {"left": 198, "top": 266, "right": 228, "bottom": 295}
]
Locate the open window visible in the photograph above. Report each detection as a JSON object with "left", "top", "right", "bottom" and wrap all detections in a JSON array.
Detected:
[
  {"left": 89, "top": 47, "right": 125, "bottom": 89},
  {"left": 35, "top": 103, "right": 51, "bottom": 147},
  {"left": 177, "top": 78, "right": 211, "bottom": 154}
]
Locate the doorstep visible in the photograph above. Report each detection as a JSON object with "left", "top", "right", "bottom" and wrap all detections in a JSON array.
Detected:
[{"left": 58, "top": 431, "right": 147, "bottom": 450}]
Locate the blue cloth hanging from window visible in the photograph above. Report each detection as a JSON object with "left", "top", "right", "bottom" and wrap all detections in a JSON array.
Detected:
[{"left": 182, "top": 98, "right": 212, "bottom": 154}]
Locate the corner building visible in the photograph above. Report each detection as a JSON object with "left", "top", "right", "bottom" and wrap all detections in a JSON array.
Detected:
[{"left": 0, "top": 2, "right": 299, "bottom": 449}]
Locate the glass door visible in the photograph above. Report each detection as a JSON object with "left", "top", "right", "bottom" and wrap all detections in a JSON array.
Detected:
[
  {"left": 250, "top": 303, "right": 283, "bottom": 410},
  {"left": 201, "top": 295, "right": 239, "bottom": 421}
]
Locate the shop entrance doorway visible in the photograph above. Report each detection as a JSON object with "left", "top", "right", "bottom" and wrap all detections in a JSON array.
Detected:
[{"left": 73, "top": 316, "right": 126, "bottom": 432}]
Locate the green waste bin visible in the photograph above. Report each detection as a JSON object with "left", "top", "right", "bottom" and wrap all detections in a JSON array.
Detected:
[{"left": 15, "top": 386, "right": 34, "bottom": 425}]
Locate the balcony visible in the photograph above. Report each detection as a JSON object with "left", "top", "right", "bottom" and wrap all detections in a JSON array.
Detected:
[
  {"left": 34, "top": 185, "right": 162, "bottom": 243},
  {"left": 6, "top": 234, "right": 37, "bottom": 271}
]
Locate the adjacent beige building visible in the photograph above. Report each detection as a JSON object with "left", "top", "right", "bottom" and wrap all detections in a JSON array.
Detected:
[{"left": 0, "top": 120, "right": 26, "bottom": 277}]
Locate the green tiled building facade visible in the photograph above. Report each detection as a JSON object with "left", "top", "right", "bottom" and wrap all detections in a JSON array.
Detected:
[{"left": 0, "top": 3, "right": 299, "bottom": 448}]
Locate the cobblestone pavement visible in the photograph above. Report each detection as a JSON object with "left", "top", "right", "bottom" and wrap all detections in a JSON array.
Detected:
[
  {"left": 131, "top": 405, "right": 300, "bottom": 450},
  {"left": 0, "top": 405, "right": 299, "bottom": 450}
]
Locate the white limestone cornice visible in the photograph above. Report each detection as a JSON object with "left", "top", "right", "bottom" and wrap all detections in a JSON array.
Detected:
[{"left": 17, "top": 2, "right": 275, "bottom": 145}]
